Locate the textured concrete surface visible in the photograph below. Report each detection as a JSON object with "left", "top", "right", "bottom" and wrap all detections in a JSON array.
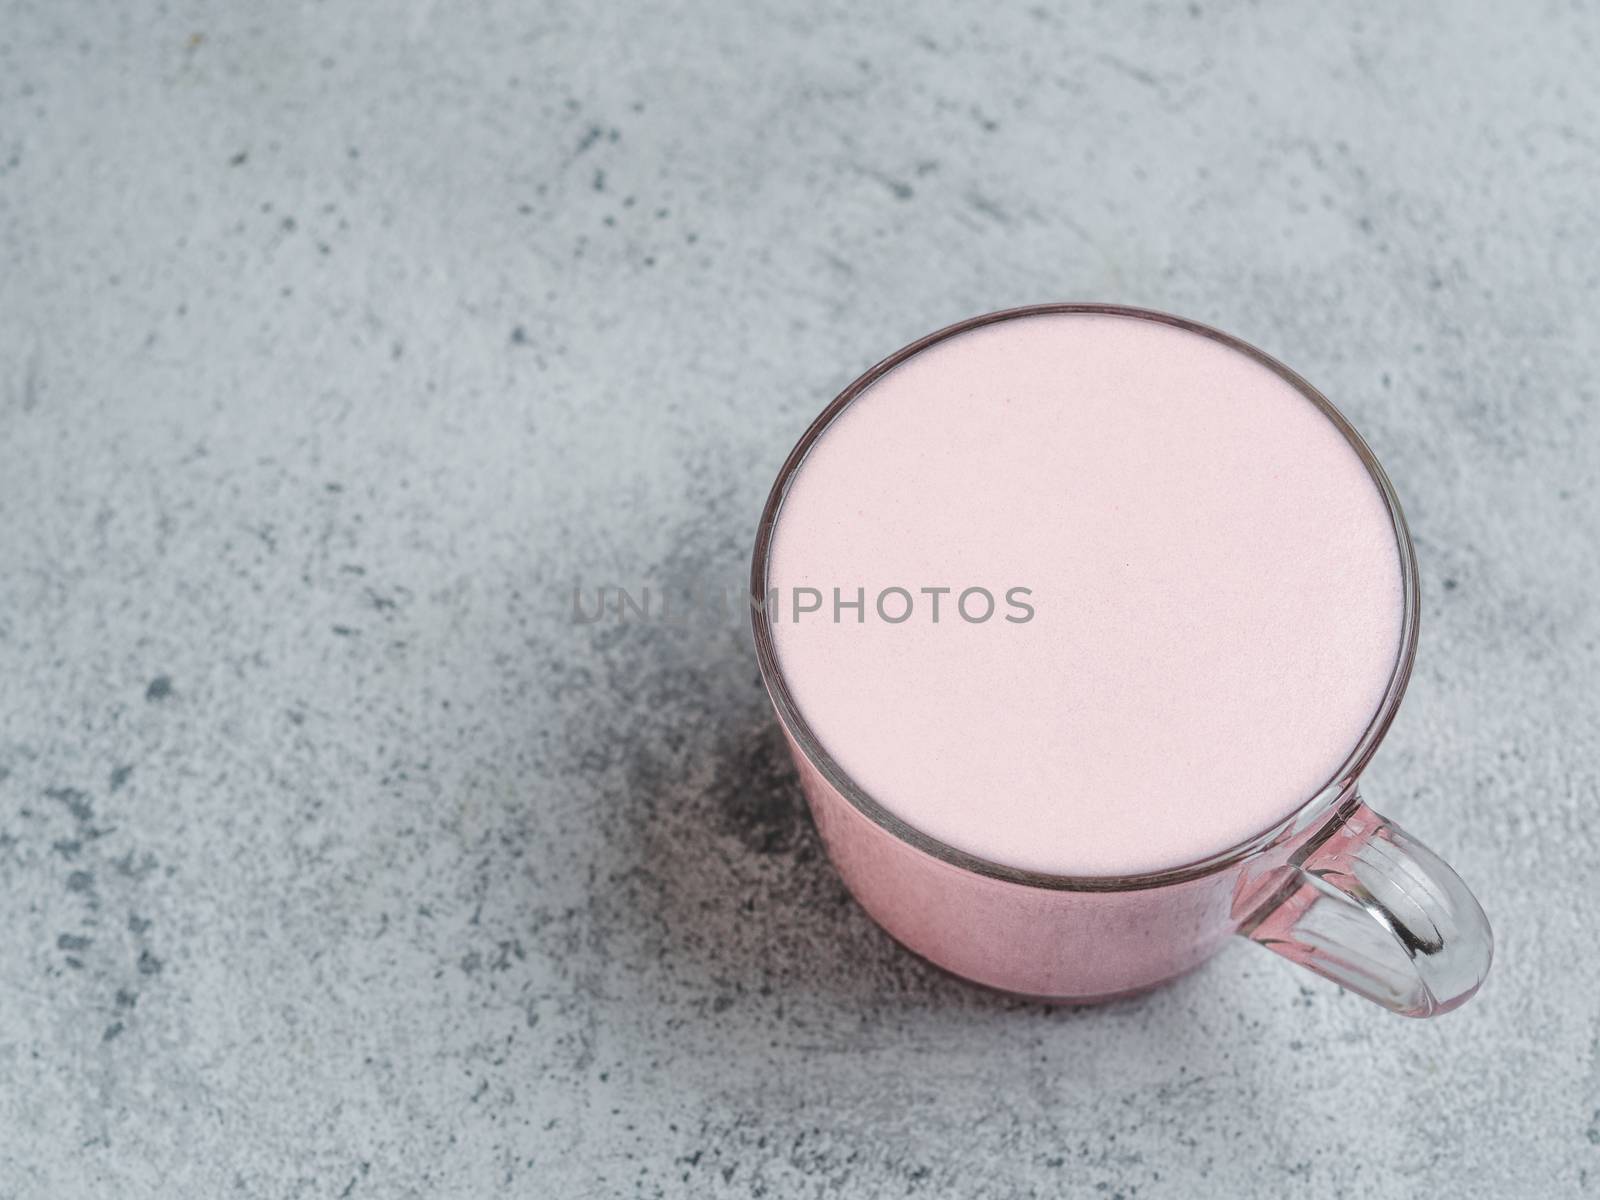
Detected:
[{"left": 1, "top": 2, "right": 1597, "bottom": 1196}]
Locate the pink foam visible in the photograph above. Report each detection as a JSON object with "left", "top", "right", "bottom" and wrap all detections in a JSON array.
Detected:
[{"left": 767, "top": 312, "right": 1404, "bottom": 876}]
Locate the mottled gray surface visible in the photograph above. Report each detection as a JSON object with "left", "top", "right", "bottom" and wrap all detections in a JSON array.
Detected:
[{"left": 1, "top": 2, "right": 1596, "bottom": 1196}]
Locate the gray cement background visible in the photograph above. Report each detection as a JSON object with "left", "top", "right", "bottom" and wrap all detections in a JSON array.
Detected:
[{"left": 1, "top": 2, "right": 1597, "bottom": 1196}]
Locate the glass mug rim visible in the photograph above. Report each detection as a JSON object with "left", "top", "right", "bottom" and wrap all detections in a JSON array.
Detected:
[{"left": 750, "top": 302, "right": 1421, "bottom": 894}]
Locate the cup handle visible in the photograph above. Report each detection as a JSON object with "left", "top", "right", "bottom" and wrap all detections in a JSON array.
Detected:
[{"left": 1237, "top": 793, "right": 1493, "bottom": 1017}]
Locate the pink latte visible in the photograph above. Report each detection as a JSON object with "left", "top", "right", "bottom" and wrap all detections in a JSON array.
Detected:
[{"left": 766, "top": 311, "right": 1405, "bottom": 877}]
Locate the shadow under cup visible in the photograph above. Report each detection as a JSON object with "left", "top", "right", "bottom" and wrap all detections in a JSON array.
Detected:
[{"left": 750, "top": 304, "right": 1493, "bottom": 1018}]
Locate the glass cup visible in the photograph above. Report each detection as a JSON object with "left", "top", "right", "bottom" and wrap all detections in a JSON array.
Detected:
[{"left": 750, "top": 304, "right": 1493, "bottom": 1017}]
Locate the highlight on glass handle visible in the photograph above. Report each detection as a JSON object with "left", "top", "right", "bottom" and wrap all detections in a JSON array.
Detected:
[{"left": 1238, "top": 794, "right": 1493, "bottom": 1017}]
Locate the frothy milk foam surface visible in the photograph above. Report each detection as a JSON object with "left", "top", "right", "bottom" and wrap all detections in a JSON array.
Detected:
[{"left": 766, "top": 312, "right": 1405, "bottom": 877}]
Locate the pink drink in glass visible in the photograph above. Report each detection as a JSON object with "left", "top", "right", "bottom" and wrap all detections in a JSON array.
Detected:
[{"left": 751, "top": 305, "right": 1493, "bottom": 1016}]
